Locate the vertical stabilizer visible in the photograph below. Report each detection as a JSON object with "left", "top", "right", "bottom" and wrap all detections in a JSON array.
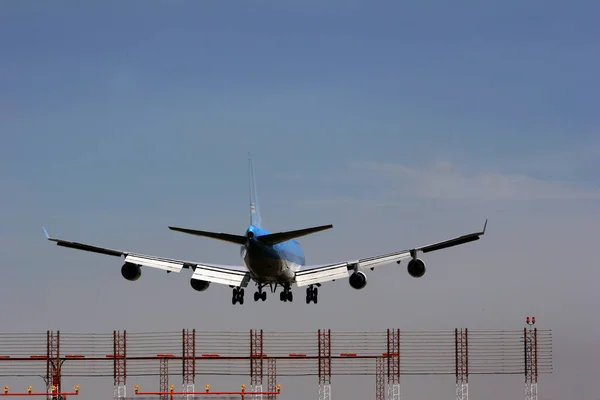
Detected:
[{"left": 248, "top": 154, "right": 262, "bottom": 228}]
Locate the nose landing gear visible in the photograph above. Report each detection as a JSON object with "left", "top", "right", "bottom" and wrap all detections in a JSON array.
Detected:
[
  {"left": 254, "top": 290, "right": 267, "bottom": 301},
  {"left": 254, "top": 283, "right": 267, "bottom": 302}
]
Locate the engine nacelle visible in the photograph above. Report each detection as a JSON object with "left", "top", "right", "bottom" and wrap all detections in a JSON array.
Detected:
[
  {"left": 190, "top": 278, "right": 211, "bottom": 292},
  {"left": 407, "top": 258, "right": 426, "bottom": 278},
  {"left": 121, "top": 263, "right": 141, "bottom": 281},
  {"left": 349, "top": 271, "right": 367, "bottom": 290}
]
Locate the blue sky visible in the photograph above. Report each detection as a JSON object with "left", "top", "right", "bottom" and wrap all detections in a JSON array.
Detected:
[{"left": 1, "top": 1, "right": 599, "bottom": 399}]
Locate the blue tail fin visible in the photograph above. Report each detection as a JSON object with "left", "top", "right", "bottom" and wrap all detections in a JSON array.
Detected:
[{"left": 248, "top": 154, "right": 262, "bottom": 228}]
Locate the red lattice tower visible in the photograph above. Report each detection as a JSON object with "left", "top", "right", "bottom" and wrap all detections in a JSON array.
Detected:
[
  {"left": 250, "top": 329, "right": 264, "bottom": 393},
  {"left": 267, "top": 357, "right": 277, "bottom": 400},
  {"left": 318, "top": 329, "right": 331, "bottom": 400},
  {"left": 113, "top": 330, "right": 127, "bottom": 400},
  {"left": 46, "top": 330, "right": 61, "bottom": 400},
  {"left": 182, "top": 329, "right": 196, "bottom": 397},
  {"left": 455, "top": 328, "right": 468, "bottom": 400},
  {"left": 375, "top": 356, "right": 385, "bottom": 400},
  {"left": 524, "top": 317, "right": 538, "bottom": 400},
  {"left": 159, "top": 356, "right": 169, "bottom": 400},
  {"left": 386, "top": 328, "right": 400, "bottom": 400}
]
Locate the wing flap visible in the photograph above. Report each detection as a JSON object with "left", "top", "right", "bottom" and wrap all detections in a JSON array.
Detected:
[
  {"left": 295, "top": 263, "right": 349, "bottom": 287},
  {"left": 124, "top": 254, "right": 184, "bottom": 273},
  {"left": 358, "top": 250, "right": 412, "bottom": 269},
  {"left": 192, "top": 265, "right": 249, "bottom": 286}
]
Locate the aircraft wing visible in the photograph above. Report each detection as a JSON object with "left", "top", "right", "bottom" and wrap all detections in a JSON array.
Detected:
[
  {"left": 294, "top": 219, "right": 487, "bottom": 287},
  {"left": 43, "top": 228, "right": 251, "bottom": 287}
]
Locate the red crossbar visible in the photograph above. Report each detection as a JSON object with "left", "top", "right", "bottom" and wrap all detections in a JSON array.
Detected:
[
  {"left": 135, "top": 391, "right": 279, "bottom": 397},
  {"left": 0, "top": 392, "right": 79, "bottom": 397}
]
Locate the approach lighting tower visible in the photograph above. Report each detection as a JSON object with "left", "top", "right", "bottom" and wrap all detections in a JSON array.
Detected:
[{"left": 525, "top": 317, "right": 538, "bottom": 400}]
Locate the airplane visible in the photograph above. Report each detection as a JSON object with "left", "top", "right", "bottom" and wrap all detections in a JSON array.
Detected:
[{"left": 43, "top": 156, "right": 488, "bottom": 305}]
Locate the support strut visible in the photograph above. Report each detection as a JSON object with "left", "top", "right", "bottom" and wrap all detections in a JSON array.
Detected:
[
  {"left": 250, "top": 329, "right": 264, "bottom": 399},
  {"left": 455, "top": 328, "right": 468, "bottom": 400},
  {"left": 159, "top": 357, "right": 170, "bottom": 400},
  {"left": 113, "top": 330, "right": 126, "bottom": 400},
  {"left": 386, "top": 329, "right": 400, "bottom": 400},
  {"left": 318, "top": 329, "right": 331, "bottom": 400},
  {"left": 524, "top": 317, "right": 538, "bottom": 400},
  {"left": 182, "top": 329, "right": 196, "bottom": 399},
  {"left": 46, "top": 331, "right": 61, "bottom": 400},
  {"left": 267, "top": 358, "right": 277, "bottom": 400},
  {"left": 376, "top": 357, "right": 385, "bottom": 400}
]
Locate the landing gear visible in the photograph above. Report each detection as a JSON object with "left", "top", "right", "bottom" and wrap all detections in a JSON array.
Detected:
[
  {"left": 306, "top": 285, "right": 318, "bottom": 304},
  {"left": 254, "top": 292, "right": 266, "bottom": 301},
  {"left": 232, "top": 287, "right": 244, "bottom": 305},
  {"left": 254, "top": 284, "right": 267, "bottom": 302},
  {"left": 280, "top": 291, "right": 293, "bottom": 302},
  {"left": 280, "top": 284, "right": 293, "bottom": 302}
]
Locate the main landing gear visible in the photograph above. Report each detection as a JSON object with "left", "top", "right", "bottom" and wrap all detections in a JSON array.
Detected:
[
  {"left": 254, "top": 284, "right": 267, "bottom": 302},
  {"left": 232, "top": 287, "right": 244, "bottom": 305},
  {"left": 279, "top": 284, "right": 293, "bottom": 302},
  {"left": 232, "top": 283, "right": 319, "bottom": 304},
  {"left": 306, "top": 285, "right": 318, "bottom": 304}
]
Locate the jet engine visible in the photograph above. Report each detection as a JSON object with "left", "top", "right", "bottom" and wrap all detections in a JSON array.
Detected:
[
  {"left": 121, "top": 263, "right": 141, "bottom": 281},
  {"left": 407, "top": 258, "right": 426, "bottom": 278},
  {"left": 349, "top": 271, "right": 367, "bottom": 289},
  {"left": 190, "top": 278, "right": 210, "bottom": 292}
]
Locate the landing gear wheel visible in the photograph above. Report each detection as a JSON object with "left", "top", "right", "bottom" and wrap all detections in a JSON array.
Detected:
[
  {"left": 232, "top": 287, "right": 244, "bottom": 305},
  {"left": 306, "top": 286, "right": 318, "bottom": 304},
  {"left": 280, "top": 285, "right": 293, "bottom": 302},
  {"left": 254, "top": 288, "right": 267, "bottom": 302}
]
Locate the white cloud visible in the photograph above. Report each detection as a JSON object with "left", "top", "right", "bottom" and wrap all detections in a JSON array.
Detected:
[
  {"left": 291, "top": 160, "right": 600, "bottom": 209},
  {"left": 354, "top": 161, "right": 600, "bottom": 201}
]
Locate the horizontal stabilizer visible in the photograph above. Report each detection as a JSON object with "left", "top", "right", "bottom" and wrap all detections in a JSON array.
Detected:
[
  {"left": 257, "top": 224, "right": 333, "bottom": 246},
  {"left": 168, "top": 226, "right": 247, "bottom": 245}
]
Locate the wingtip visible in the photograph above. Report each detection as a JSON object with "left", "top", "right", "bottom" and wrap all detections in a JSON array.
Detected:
[
  {"left": 483, "top": 218, "right": 488, "bottom": 233},
  {"left": 42, "top": 226, "right": 50, "bottom": 239}
]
